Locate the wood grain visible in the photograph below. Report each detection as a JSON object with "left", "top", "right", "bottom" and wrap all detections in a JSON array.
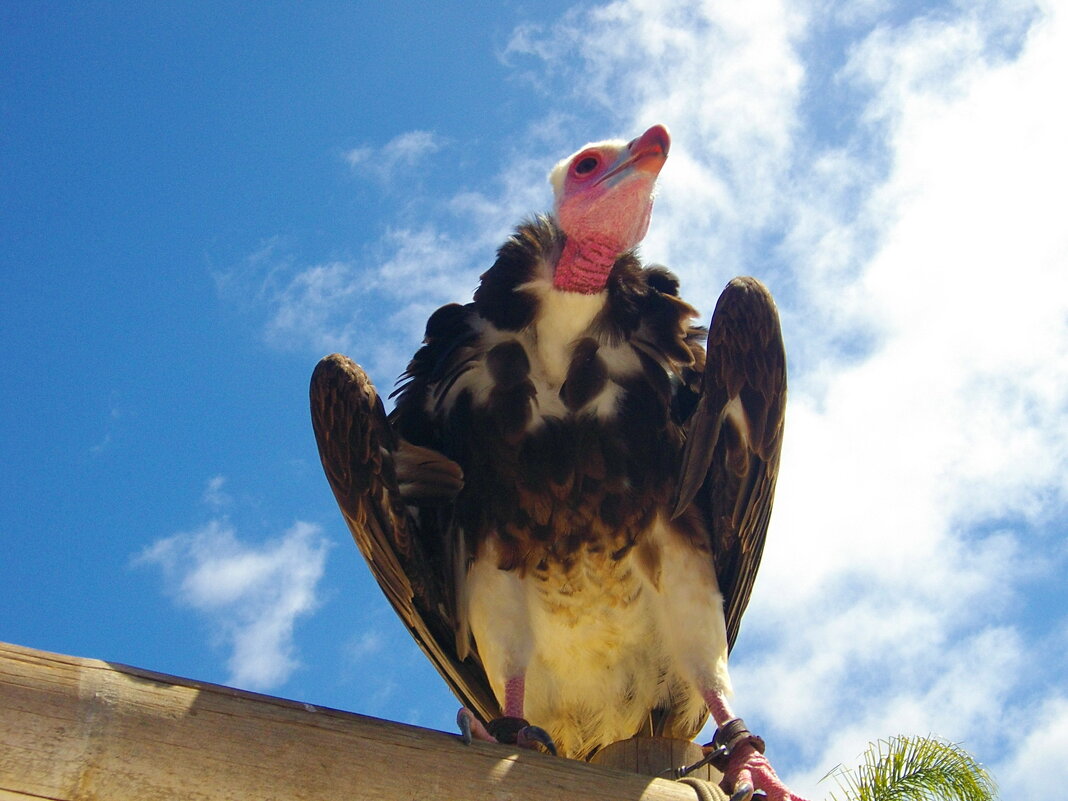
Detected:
[{"left": 0, "top": 641, "right": 703, "bottom": 801}]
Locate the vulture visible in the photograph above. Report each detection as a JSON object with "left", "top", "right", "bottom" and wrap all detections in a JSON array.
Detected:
[{"left": 311, "top": 125, "right": 801, "bottom": 801}]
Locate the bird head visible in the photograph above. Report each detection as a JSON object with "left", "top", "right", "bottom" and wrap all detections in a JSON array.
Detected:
[{"left": 549, "top": 124, "right": 670, "bottom": 260}]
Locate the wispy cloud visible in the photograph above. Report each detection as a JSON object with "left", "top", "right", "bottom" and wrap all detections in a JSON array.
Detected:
[
  {"left": 202, "top": 475, "right": 231, "bottom": 509},
  {"left": 262, "top": 257, "right": 366, "bottom": 353},
  {"left": 225, "top": 152, "right": 552, "bottom": 387},
  {"left": 996, "top": 694, "right": 1068, "bottom": 791},
  {"left": 89, "top": 391, "right": 124, "bottom": 455},
  {"left": 344, "top": 130, "right": 443, "bottom": 183},
  {"left": 136, "top": 478, "right": 332, "bottom": 690},
  {"left": 345, "top": 628, "right": 385, "bottom": 661}
]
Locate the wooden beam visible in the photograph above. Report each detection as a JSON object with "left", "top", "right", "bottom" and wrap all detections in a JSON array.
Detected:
[{"left": 0, "top": 641, "right": 707, "bottom": 801}]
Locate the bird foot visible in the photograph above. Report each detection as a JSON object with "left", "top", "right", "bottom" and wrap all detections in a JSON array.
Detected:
[
  {"left": 456, "top": 709, "right": 557, "bottom": 755},
  {"left": 457, "top": 708, "right": 497, "bottom": 745},
  {"left": 721, "top": 741, "right": 806, "bottom": 801}
]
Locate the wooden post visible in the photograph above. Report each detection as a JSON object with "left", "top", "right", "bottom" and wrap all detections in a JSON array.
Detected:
[
  {"left": 0, "top": 640, "right": 704, "bottom": 801},
  {"left": 591, "top": 736, "right": 721, "bottom": 782}
]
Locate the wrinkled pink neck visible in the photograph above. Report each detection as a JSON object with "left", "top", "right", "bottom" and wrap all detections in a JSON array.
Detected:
[{"left": 552, "top": 235, "right": 620, "bottom": 294}]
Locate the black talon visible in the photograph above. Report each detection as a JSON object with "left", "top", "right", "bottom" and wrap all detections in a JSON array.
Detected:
[
  {"left": 482, "top": 716, "right": 557, "bottom": 755},
  {"left": 517, "top": 724, "right": 557, "bottom": 756},
  {"left": 457, "top": 708, "right": 473, "bottom": 745}
]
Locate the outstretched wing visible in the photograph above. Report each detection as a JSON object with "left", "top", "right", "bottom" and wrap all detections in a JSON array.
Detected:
[
  {"left": 673, "top": 277, "right": 787, "bottom": 650},
  {"left": 310, "top": 354, "right": 500, "bottom": 721}
]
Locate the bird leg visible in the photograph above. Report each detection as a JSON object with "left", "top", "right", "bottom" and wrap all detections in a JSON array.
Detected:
[
  {"left": 503, "top": 674, "right": 525, "bottom": 717},
  {"left": 704, "top": 692, "right": 808, "bottom": 801},
  {"left": 457, "top": 676, "right": 556, "bottom": 755}
]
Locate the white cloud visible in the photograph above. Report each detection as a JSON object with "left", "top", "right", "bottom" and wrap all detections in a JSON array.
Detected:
[
  {"left": 253, "top": 237, "right": 475, "bottom": 383},
  {"left": 202, "top": 475, "right": 231, "bottom": 509},
  {"left": 345, "top": 629, "right": 384, "bottom": 661},
  {"left": 996, "top": 695, "right": 1068, "bottom": 792},
  {"left": 263, "top": 258, "right": 366, "bottom": 354},
  {"left": 344, "top": 130, "right": 443, "bottom": 182},
  {"left": 137, "top": 514, "right": 331, "bottom": 690},
  {"left": 242, "top": 155, "right": 554, "bottom": 387}
]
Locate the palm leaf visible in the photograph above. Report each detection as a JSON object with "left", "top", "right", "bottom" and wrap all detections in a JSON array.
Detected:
[{"left": 824, "top": 734, "right": 997, "bottom": 801}]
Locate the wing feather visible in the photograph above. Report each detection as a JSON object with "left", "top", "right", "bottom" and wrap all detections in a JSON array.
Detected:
[
  {"left": 672, "top": 277, "right": 786, "bottom": 650},
  {"left": 310, "top": 354, "right": 500, "bottom": 721}
]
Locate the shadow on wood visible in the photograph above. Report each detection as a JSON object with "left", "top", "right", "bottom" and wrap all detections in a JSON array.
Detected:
[{"left": 0, "top": 641, "right": 710, "bottom": 800}]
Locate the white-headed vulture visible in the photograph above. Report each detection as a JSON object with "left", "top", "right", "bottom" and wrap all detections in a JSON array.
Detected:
[{"left": 311, "top": 125, "right": 802, "bottom": 801}]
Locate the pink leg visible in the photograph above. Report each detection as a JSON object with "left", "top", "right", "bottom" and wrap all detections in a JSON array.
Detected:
[
  {"left": 704, "top": 690, "right": 809, "bottom": 801},
  {"left": 503, "top": 675, "right": 525, "bottom": 717}
]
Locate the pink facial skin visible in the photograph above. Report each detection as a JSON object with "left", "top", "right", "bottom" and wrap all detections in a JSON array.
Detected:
[{"left": 552, "top": 124, "right": 670, "bottom": 294}]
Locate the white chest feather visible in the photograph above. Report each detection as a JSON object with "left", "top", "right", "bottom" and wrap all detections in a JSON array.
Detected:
[
  {"left": 525, "top": 282, "right": 607, "bottom": 387},
  {"left": 465, "top": 519, "right": 732, "bottom": 759},
  {"left": 437, "top": 281, "right": 630, "bottom": 422}
]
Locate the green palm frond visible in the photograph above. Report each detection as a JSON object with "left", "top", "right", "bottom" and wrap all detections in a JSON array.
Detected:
[{"left": 823, "top": 734, "right": 997, "bottom": 801}]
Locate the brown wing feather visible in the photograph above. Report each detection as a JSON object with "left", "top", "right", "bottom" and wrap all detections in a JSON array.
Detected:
[
  {"left": 310, "top": 353, "right": 500, "bottom": 721},
  {"left": 672, "top": 276, "right": 786, "bottom": 650}
]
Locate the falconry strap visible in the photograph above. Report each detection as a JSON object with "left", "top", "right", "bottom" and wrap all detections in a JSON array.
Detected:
[
  {"left": 710, "top": 717, "right": 766, "bottom": 770},
  {"left": 673, "top": 718, "right": 766, "bottom": 779}
]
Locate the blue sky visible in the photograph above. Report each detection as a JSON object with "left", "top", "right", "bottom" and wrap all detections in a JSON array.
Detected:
[{"left": 3, "top": 1, "right": 1067, "bottom": 795}]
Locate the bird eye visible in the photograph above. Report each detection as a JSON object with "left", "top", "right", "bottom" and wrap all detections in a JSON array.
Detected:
[{"left": 574, "top": 156, "right": 599, "bottom": 175}]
